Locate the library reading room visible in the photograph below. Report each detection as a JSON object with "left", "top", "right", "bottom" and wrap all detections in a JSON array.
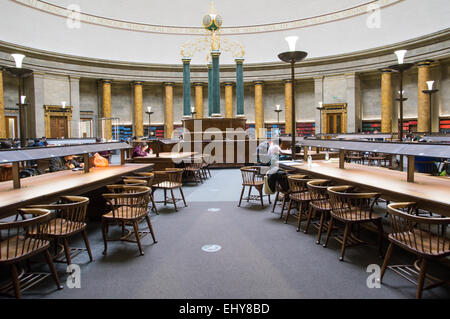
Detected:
[{"left": 0, "top": 0, "right": 449, "bottom": 304}]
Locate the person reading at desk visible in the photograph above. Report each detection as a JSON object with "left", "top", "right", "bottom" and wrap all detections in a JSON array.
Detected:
[
  {"left": 268, "top": 138, "right": 290, "bottom": 162},
  {"left": 49, "top": 155, "right": 84, "bottom": 172},
  {"left": 132, "top": 143, "right": 151, "bottom": 158}
]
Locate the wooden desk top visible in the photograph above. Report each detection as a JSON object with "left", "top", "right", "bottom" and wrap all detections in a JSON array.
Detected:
[
  {"left": 280, "top": 161, "right": 450, "bottom": 216},
  {"left": 0, "top": 164, "right": 153, "bottom": 216}
]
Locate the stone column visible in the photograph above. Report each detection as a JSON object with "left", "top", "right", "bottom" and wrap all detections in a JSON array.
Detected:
[
  {"left": 194, "top": 82, "right": 204, "bottom": 119},
  {"left": 417, "top": 60, "right": 433, "bottom": 133},
  {"left": 224, "top": 82, "right": 233, "bottom": 118},
  {"left": 284, "top": 79, "right": 293, "bottom": 135},
  {"left": 69, "top": 76, "right": 81, "bottom": 138},
  {"left": 133, "top": 81, "right": 144, "bottom": 137},
  {"left": 28, "top": 72, "right": 45, "bottom": 138},
  {"left": 235, "top": 58, "right": 245, "bottom": 116},
  {"left": 207, "top": 63, "right": 213, "bottom": 117},
  {"left": 164, "top": 82, "right": 174, "bottom": 138},
  {"left": 380, "top": 69, "right": 393, "bottom": 133},
  {"left": 345, "top": 73, "right": 361, "bottom": 133},
  {"left": 0, "top": 71, "right": 5, "bottom": 138},
  {"left": 102, "top": 80, "right": 112, "bottom": 140},
  {"left": 314, "top": 76, "right": 324, "bottom": 135},
  {"left": 211, "top": 50, "right": 221, "bottom": 115},
  {"left": 182, "top": 57, "right": 192, "bottom": 116},
  {"left": 254, "top": 81, "right": 264, "bottom": 139}
]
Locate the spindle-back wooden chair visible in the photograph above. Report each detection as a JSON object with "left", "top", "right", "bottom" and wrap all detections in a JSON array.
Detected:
[
  {"left": 305, "top": 180, "right": 333, "bottom": 244},
  {"left": 285, "top": 176, "right": 314, "bottom": 231},
  {"left": 102, "top": 185, "right": 157, "bottom": 256},
  {"left": 324, "top": 185, "right": 384, "bottom": 261},
  {"left": 152, "top": 168, "right": 187, "bottom": 211},
  {"left": 27, "top": 196, "right": 92, "bottom": 265},
  {"left": 238, "top": 166, "right": 271, "bottom": 208},
  {"left": 0, "top": 209, "right": 62, "bottom": 298},
  {"left": 380, "top": 202, "right": 450, "bottom": 299}
]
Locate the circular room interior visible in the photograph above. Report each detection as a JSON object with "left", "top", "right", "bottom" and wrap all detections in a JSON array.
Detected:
[{"left": 0, "top": 0, "right": 449, "bottom": 303}]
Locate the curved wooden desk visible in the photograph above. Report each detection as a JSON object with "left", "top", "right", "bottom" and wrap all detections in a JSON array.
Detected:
[
  {"left": 0, "top": 164, "right": 153, "bottom": 217},
  {"left": 279, "top": 161, "right": 450, "bottom": 216}
]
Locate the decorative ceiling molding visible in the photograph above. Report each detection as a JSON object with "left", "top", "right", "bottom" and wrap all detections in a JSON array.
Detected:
[{"left": 12, "top": 0, "right": 403, "bottom": 35}]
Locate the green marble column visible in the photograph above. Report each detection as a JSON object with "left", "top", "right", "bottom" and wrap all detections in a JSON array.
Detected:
[
  {"left": 208, "top": 63, "right": 213, "bottom": 117},
  {"left": 235, "top": 58, "right": 244, "bottom": 116},
  {"left": 211, "top": 50, "right": 221, "bottom": 115},
  {"left": 182, "top": 57, "right": 191, "bottom": 116}
]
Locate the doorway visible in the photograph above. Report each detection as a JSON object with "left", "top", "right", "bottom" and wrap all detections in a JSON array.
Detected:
[
  {"left": 50, "top": 116, "right": 68, "bottom": 138},
  {"left": 322, "top": 103, "right": 347, "bottom": 134},
  {"left": 44, "top": 105, "right": 72, "bottom": 138}
]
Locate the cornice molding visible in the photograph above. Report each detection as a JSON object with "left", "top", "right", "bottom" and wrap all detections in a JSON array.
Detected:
[
  {"left": 11, "top": 0, "right": 403, "bottom": 35},
  {"left": 0, "top": 29, "right": 448, "bottom": 83}
]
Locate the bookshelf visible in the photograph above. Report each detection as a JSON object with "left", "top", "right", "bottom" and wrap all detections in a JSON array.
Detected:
[{"left": 296, "top": 122, "right": 315, "bottom": 137}]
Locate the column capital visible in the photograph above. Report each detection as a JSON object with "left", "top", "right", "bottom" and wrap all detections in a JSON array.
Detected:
[
  {"left": 69, "top": 75, "right": 81, "bottom": 81},
  {"left": 133, "top": 81, "right": 144, "bottom": 86},
  {"left": 207, "top": 63, "right": 212, "bottom": 69},
  {"left": 379, "top": 68, "right": 393, "bottom": 73},
  {"left": 417, "top": 60, "right": 434, "bottom": 68},
  {"left": 211, "top": 50, "right": 221, "bottom": 58},
  {"left": 283, "top": 79, "right": 293, "bottom": 84},
  {"left": 235, "top": 58, "right": 245, "bottom": 64},
  {"left": 163, "top": 82, "right": 175, "bottom": 87},
  {"left": 101, "top": 79, "right": 112, "bottom": 84},
  {"left": 223, "top": 82, "right": 234, "bottom": 87},
  {"left": 193, "top": 82, "right": 205, "bottom": 87},
  {"left": 182, "top": 57, "right": 192, "bottom": 64},
  {"left": 253, "top": 81, "right": 264, "bottom": 86}
]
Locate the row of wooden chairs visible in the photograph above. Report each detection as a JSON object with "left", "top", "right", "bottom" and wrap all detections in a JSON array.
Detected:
[
  {"left": 272, "top": 171, "right": 450, "bottom": 298},
  {"left": 346, "top": 151, "right": 391, "bottom": 167},
  {"left": 183, "top": 155, "right": 212, "bottom": 185},
  {"left": 0, "top": 177, "right": 160, "bottom": 298}
]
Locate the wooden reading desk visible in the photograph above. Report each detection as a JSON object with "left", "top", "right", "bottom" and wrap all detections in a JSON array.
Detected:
[
  {"left": 279, "top": 160, "right": 450, "bottom": 216},
  {"left": 127, "top": 152, "right": 197, "bottom": 170},
  {"left": 0, "top": 163, "right": 153, "bottom": 217}
]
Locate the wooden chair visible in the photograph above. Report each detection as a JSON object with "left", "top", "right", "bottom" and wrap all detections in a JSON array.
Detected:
[
  {"left": 324, "top": 186, "right": 384, "bottom": 261},
  {"left": 27, "top": 196, "right": 93, "bottom": 265},
  {"left": 368, "top": 153, "right": 388, "bottom": 167},
  {"left": 123, "top": 173, "right": 158, "bottom": 214},
  {"left": 0, "top": 209, "right": 62, "bottom": 298},
  {"left": 285, "top": 176, "right": 313, "bottom": 231},
  {"left": 183, "top": 157, "right": 204, "bottom": 184},
  {"left": 201, "top": 154, "right": 212, "bottom": 179},
  {"left": 152, "top": 168, "right": 187, "bottom": 211},
  {"left": 380, "top": 202, "right": 450, "bottom": 299},
  {"left": 305, "top": 179, "right": 334, "bottom": 244},
  {"left": 272, "top": 173, "right": 307, "bottom": 219},
  {"left": 346, "top": 151, "right": 363, "bottom": 164},
  {"left": 238, "top": 166, "right": 271, "bottom": 208},
  {"left": 102, "top": 185, "right": 157, "bottom": 256}
]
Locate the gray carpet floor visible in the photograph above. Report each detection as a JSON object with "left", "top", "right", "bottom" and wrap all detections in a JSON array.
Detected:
[{"left": 1, "top": 168, "right": 449, "bottom": 299}]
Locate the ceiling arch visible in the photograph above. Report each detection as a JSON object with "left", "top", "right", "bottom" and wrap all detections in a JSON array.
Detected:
[{"left": 1, "top": 0, "right": 449, "bottom": 65}]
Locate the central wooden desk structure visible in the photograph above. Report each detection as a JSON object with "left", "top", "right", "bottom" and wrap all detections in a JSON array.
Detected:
[
  {"left": 126, "top": 152, "right": 197, "bottom": 170},
  {"left": 279, "top": 161, "right": 450, "bottom": 216},
  {"left": 0, "top": 163, "right": 153, "bottom": 217}
]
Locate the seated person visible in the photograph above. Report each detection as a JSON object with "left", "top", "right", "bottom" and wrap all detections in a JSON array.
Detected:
[
  {"left": 49, "top": 155, "right": 84, "bottom": 172},
  {"left": 132, "top": 143, "right": 151, "bottom": 158},
  {"left": 256, "top": 140, "right": 271, "bottom": 165},
  {"left": 268, "top": 138, "right": 290, "bottom": 163}
]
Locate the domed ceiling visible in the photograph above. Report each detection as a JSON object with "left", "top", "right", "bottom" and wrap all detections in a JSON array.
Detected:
[{"left": 0, "top": 0, "right": 449, "bottom": 65}]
